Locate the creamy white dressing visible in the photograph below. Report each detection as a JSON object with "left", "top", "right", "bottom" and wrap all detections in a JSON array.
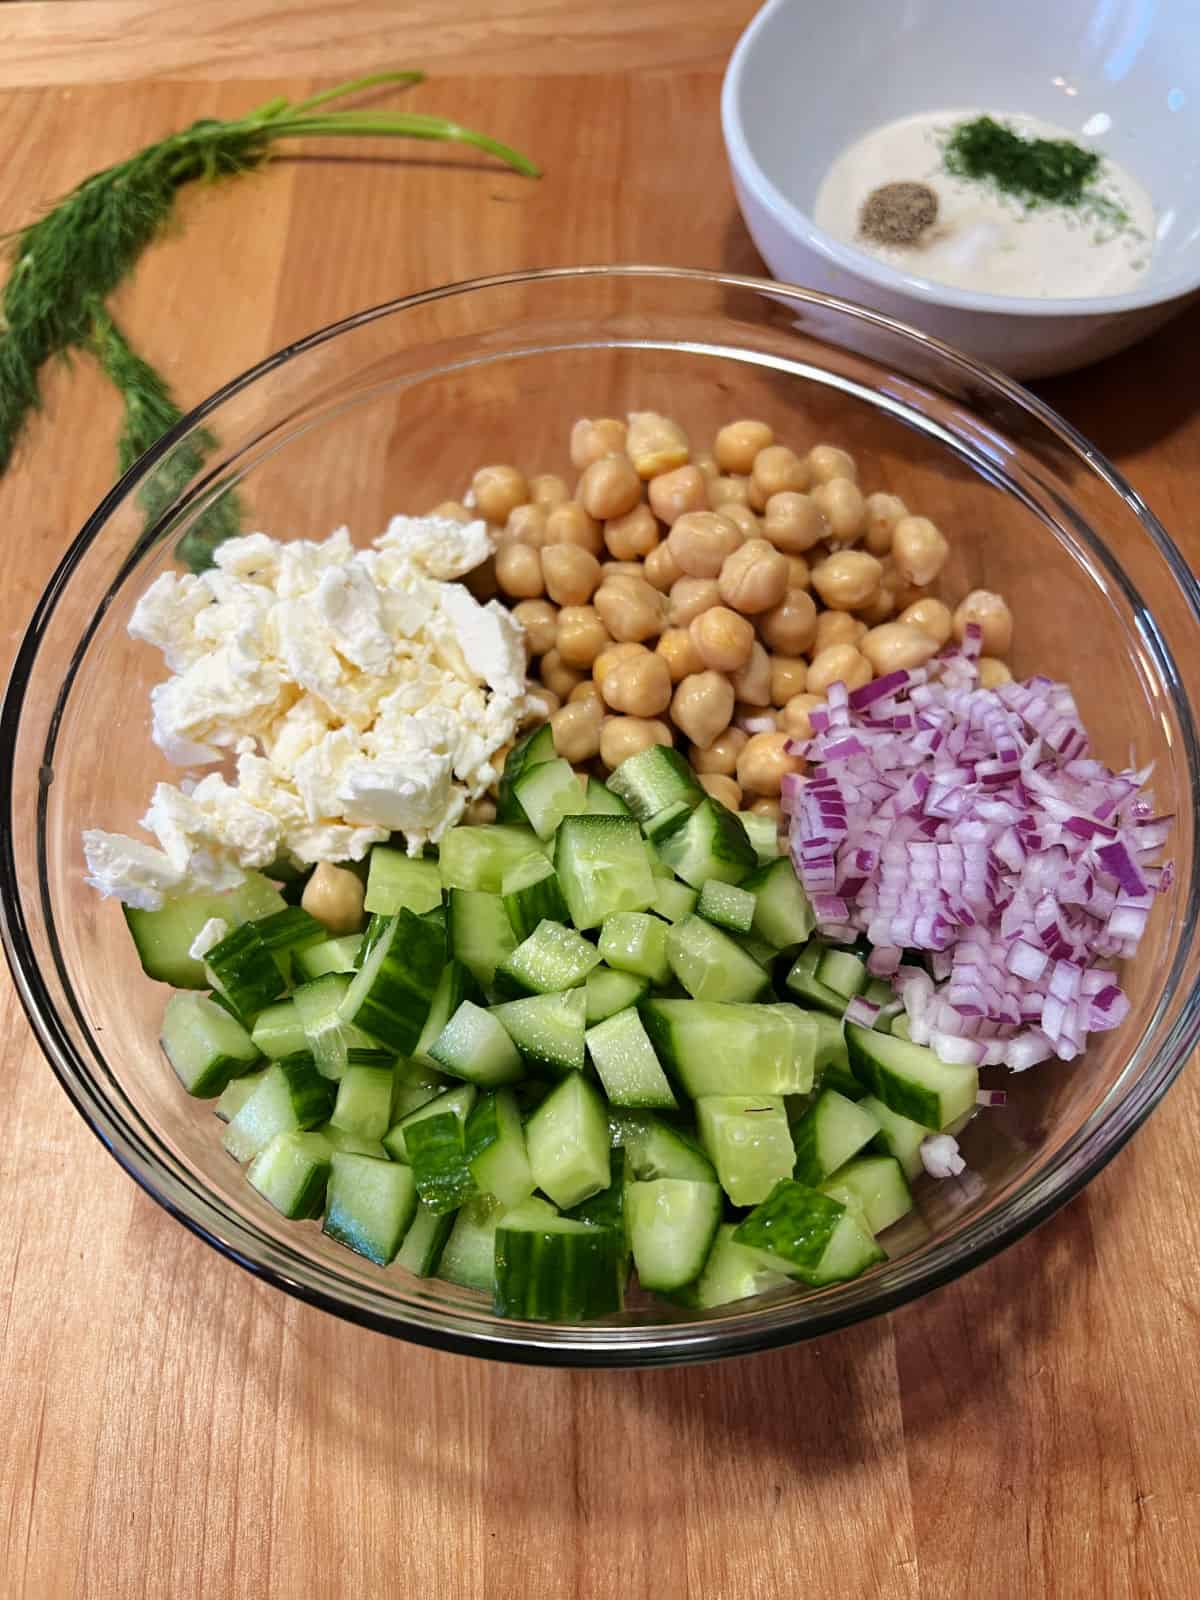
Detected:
[{"left": 814, "top": 109, "right": 1155, "bottom": 299}]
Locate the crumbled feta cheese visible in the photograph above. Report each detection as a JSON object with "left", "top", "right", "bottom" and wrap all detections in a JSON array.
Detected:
[
  {"left": 376, "top": 514, "right": 493, "bottom": 580},
  {"left": 82, "top": 830, "right": 186, "bottom": 911},
  {"left": 920, "top": 1133, "right": 966, "bottom": 1180},
  {"left": 438, "top": 585, "right": 527, "bottom": 698},
  {"left": 188, "top": 917, "right": 230, "bottom": 961}
]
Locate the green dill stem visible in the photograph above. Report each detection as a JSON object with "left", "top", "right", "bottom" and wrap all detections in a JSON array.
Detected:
[{"left": 287, "top": 69, "right": 426, "bottom": 116}]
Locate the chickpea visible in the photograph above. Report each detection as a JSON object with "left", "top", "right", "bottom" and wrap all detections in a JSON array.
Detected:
[
  {"left": 600, "top": 716, "right": 672, "bottom": 769},
  {"left": 605, "top": 503, "right": 660, "bottom": 561},
  {"left": 626, "top": 411, "right": 690, "bottom": 478},
  {"left": 763, "top": 491, "right": 827, "bottom": 554},
  {"left": 749, "top": 796, "right": 783, "bottom": 821},
  {"left": 811, "top": 550, "right": 883, "bottom": 611},
  {"left": 556, "top": 605, "right": 612, "bottom": 668},
  {"left": 569, "top": 678, "right": 605, "bottom": 708},
  {"left": 648, "top": 465, "right": 708, "bottom": 526},
  {"left": 472, "top": 464, "right": 528, "bottom": 524},
  {"left": 737, "top": 731, "right": 803, "bottom": 798},
  {"left": 807, "top": 643, "right": 873, "bottom": 695},
  {"left": 601, "top": 561, "right": 646, "bottom": 580},
  {"left": 463, "top": 556, "right": 499, "bottom": 602},
  {"left": 806, "top": 443, "right": 858, "bottom": 485},
  {"left": 715, "top": 502, "right": 762, "bottom": 542},
  {"left": 857, "top": 581, "right": 898, "bottom": 627},
  {"left": 691, "top": 727, "right": 747, "bottom": 776},
  {"left": 770, "top": 656, "right": 808, "bottom": 705},
  {"left": 540, "top": 648, "right": 585, "bottom": 701},
  {"left": 667, "top": 510, "right": 744, "bottom": 580},
  {"left": 527, "top": 686, "right": 562, "bottom": 719},
  {"left": 749, "top": 445, "right": 809, "bottom": 510},
  {"left": 758, "top": 588, "right": 818, "bottom": 655},
  {"left": 546, "top": 500, "right": 604, "bottom": 555},
  {"left": 718, "top": 538, "right": 789, "bottom": 615},
  {"left": 542, "top": 544, "right": 601, "bottom": 607},
  {"left": 505, "top": 503, "right": 549, "bottom": 547},
  {"left": 670, "top": 671, "right": 736, "bottom": 749},
  {"left": 978, "top": 657, "right": 1013, "bottom": 689},
  {"left": 579, "top": 455, "right": 642, "bottom": 521},
  {"left": 668, "top": 576, "right": 721, "bottom": 628},
  {"left": 710, "top": 475, "right": 751, "bottom": 511},
  {"left": 698, "top": 772, "right": 743, "bottom": 809},
  {"left": 781, "top": 692, "right": 824, "bottom": 741},
  {"left": 593, "top": 641, "right": 645, "bottom": 691},
  {"left": 861, "top": 622, "right": 940, "bottom": 674},
  {"left": 864, "top": 492, "right": 907, "bottom": 556},
  {"left": 643, "top": 541, "right": 683, "bottom": 592},
  {"left": 813, "top": 609, "right": 867, "bottom": 653},
  {"left": 732, "top": 640, "right": 772, "bottom": 706},
  {"left": 656, "top": 626, "right": 705, "bottom": 683},
  {"left": 464, "top": 796, "right": 498, "bottom": 825},
  {"left": 429, "top": 499, "right": 473, "bottom": 524},
  {"left": 529, "top": 472, "right": 570, "bottom": 510},
  {"left": 301, "top": 861, "right": 366, "bottom": 936},
  {"left": 495, "top": 541, "right": 544, "bottom": 599},
  {"left": 716, "top": 419, "right": 775, "bottom": 475},
  {"left": 695, "top": 453, "right": 720, "bottom": 483},
  {"left": 600, "top": 649, "right": 673, "bottom": 718},
  {"left": 899, "top": 596, "right": 953, "bottom": 646},
  {"left": 811, "top": 479, "right": 866, "bottom": 548},
  {"left": 690, "top": 606, "right": 755, "bottom": 672},
  {"left": 551, "top": 698, "right": 605, "bottom": 763},
  {"left": 570, "top": 417, "right": 627, "bottom": 471},
  {"left": 953, "top": 590, "right": 1013, "bottom": 656},
  {"left": 511, "top": 598, "right": 559, "bottom": 657},
  {"left": 593, "top": 575, "right": 666, "bottom": 643},
  {"left": 892, "top": 515, "right": 949, "bottom": 586},
  {"left": 785, "top": 554, "right": 811, "bottom": 590}
]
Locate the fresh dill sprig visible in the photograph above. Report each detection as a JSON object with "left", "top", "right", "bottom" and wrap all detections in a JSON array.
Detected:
[{"left": 0, "top": 71, "right": 539, "bottom": 566}]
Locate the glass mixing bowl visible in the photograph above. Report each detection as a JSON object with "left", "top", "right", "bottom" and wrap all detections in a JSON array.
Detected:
[{"left": 3, "top": 267, "right": 1199, "bottom": 1366}]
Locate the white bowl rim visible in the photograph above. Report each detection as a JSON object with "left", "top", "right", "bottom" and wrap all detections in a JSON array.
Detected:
[{"left": 721, "top": 0, "right": 1200, "bottom": 320}]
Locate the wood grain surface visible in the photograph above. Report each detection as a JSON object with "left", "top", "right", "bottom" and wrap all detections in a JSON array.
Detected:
[{"left": 3, "top": 9, "right": 1200, "bottom": 1598}]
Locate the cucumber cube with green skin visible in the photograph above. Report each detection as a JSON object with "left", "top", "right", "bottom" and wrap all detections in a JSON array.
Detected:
[
  {"left": 496, "top": 723, "right": 557, "bottom": 823},
  {"left": 123, "top": 871, "right": 286, "bottom": 990},
  {"left": 697, "top": 878, "right": 757, "bottom": 934},
  {"left": 790, "top": 1089, "right": 882, "bottom": 1187},
  {"left": 639, "top": 999, "right": 802, "bottom": 1095},
  {"left": 651, "top": 878, "right": 698, "bottom": 924},
  {"left": 611, "top": 1112, "right": 716, "bottom": 1183},
  {"left": 525, "top": 1072, "right": 611, "bottom": 1209},
  {"left": 330, "top": 1064, "right": 395, "bottom": 1141},
  {"left": 250, "top": 998, "right": 309, "bottom": 1060},
  {"left": 695, "top": 1095, "right": 795, "bottom": 1206},
  {"left": 585, "top": 778, "right": 631, "bottom": 817},
  {"left": 843, "top": 1022, "right": 979, "bottom": 1130},
  {"left": 642, "top": 800, "right": 694, "bottom": 847},
  {"left": 337, "top": 908, "right": 445, "bottom": 1056},
  {"left": 390, "top": 1057, "right": 448, "bottom": 1122},
  {"left": 493, "top": 1213, "right": 624, "bottom": 1321},
  {"left": 430, "top": 1000, "right": 525, "bottom": 1086},
  {"left": 364, "top": 848, "right": 443, "bottom": 916},
  {"left": 607, "top": 743, "right": 705, "bottom": 822},
  {"left": 320, "top": 1124, "right": 389, "bottom": 1159},
  {"left": 501, "top": 854, "right": 570, "bottom": 942},
  {"left": 221, "top": 1055, "right": 333, "bottom": 1163},
  {"left": 494, "top": 919, "right": 602, "bottom": 997},
  {"left": 447, "top": 888, "right": 517, "bottom": 989},
  {"left": 808, "top": 1010, "right": 864, "bottom": 1099},
  {"left": 586, "top": 1007, "right": 677, "bottom": 1110},
  {"left": 584, "top": 967, "right": 651, "bottom": 1025},
  {"left": 598, "top": 912, "right": 671, "bottom": 984},
  {"left": 384, "top": 1082, "right": 477, "bottom": 1165},
  {"left": 567, "top": 1147, "right": 628, "bottom": 1235},
  {"left": 437, "top": 1195, "right": 508, "bottom": 1291},
  {"left": 732, "top": 1178, "right": 885, "bottom": 1287},
  {"left": 654, "top": 798, "right": 757, "bottom": 888},
  {"left": 738, "top": 812, "right": 783, "bottom": 866},
  {"left": 761, "top": 1004, "right": 819, "bottom": 1095},
  {"left": 785, "top": 943, "right": 850, "bottom": 1017},
  {"left": 438, "top": 824, "right": 546, "bottom": 892},
  {"left": 204, "top": 921, "right": 289, "bottom": 1021},
  {"left": 671, "top": 1222, "right": 791, "bottom": 1309},
  {"left": 247, "top": 1130, "right": 332, "bottom": 1219},
  {"left": 664, "top": 915, "right": 770, "bottom": 1003},
  {"left": 626, "top": 1178, "right": 722, "bottom": 1292},
  {"left": 160, "top": 991, "right": 260, "bottom": 1097},
  {"left": 554, "top": 815, "right": 657, "bottom": 929},
  {"left": 821, "top": 1154, "right": 913, "bottom": 1235},
  {"left": 816, "top": 946, "right": 869, "bottom": 999},
  {"left": 404, "top": 1111, "right": 475, "bottom": 1214},
  {"left": 395, "top": 1202, "right": 456, "bottom": 1277},
  {"left": 862, "top": 1094, "right": 930, "bottom": 1180},
  {"left": 323, "top": 1153, "right": 418, "bottom": 1266},
  {"left": 490, "top": 987, "right": 587, "bottom": 1076},
  {"left": 465, "top": 1090, "right": 535, "bottom": 1208},
  {"left": 742, "top": 856, "right": 813, "bottom": 947},
  {"left": 294, "top": 935, "right": 363, "bottom": 981},
  {"left": 511, "top": 755, "right": 588, "bottom": 839},
  {"left": 215, "top": 1069, "right": 268, "bottom": 1124}
]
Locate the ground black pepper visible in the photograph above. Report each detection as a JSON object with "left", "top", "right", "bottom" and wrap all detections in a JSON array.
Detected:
[{"left": 858, "top": 181, "right": 939, "bottom": 247}]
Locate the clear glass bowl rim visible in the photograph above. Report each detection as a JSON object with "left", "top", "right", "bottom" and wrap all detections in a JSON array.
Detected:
[{"left": 4, "top": 263, "right": 1200, "bottom": 1368}]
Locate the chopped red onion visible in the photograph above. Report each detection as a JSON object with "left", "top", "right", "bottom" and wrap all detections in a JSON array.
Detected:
[
  {"left": 976, "top": 1089, "right": 1008, "bottom": 1106},
  {"left": 843, "top": 995, "right": 881, "bottom": 1028},
  {"left": 920, "top": 1133, "right": 966, "bottom": 1179}
]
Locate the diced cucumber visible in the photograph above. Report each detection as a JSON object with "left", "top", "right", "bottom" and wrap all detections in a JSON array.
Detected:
[
  {"left": 490, "top": 986, "right": 587, "bottom": 1076},
  {"left": 330, "top": 1063, "right": 394, "bottom": 1140},
  {"left": 627, "top": 1179, "right": 722, "bottom": 1292},
  {"left": 598, "top": 912, "right": 671, "bottom": 984},
  {"left": 808, "top": 1010, "right": 863, "bottom": 1099},
  {"left": 293, "top": 972, "right": 379, "bottom": 1080},
  {"left": 607, "top": 743, "right": 704, "bottom": 822},
  {"left": 247, "top": 1130, "right": 332, "bottom": 1219},
  {"left": 501, "top": 854, "right": 570, "bottom": 942},
  {"left": 338, "top": 908, "right": 445, "bottom": 1055},
  {"left": 844, "top": 1022, "right": 979, "bottom": 1130},
  {"left": 439, "top": 824, "right": 545, "bottom": 892},
  {"left": 390, "top": 1056, "right": 447, "bottom": 1121},
  {"left": 323, "top": 1152, "right": 418, "bottom": 1266},
  {"left": 567, "top": 1148, "right": 628, "bottom": 1236},
  {"left": 697, "top": 878, "right": 757, "bottom": 934},
  {"left": 437, "top": 1195, "right": 508, "bottom": 1291},
  {"left": 412, "top": 959, "right": 478, "bottom": 1070},
  {"left": 160, "top": 991, "right": 260, "bottom": 1097},
  {"left": 493, "top": 1212, "right": 624, "bottom": 1321},
  {"left": 673, "top": 1222, "right": 791, "bottom": 1308},
  {"left": 123, "top": 872, "right": 286, "bottom": 989},
  {"left": 643, "top": 799, "right": 694, "bottom": 847},
  {"left": 743, "top": 857, "right": 814, "bottom": 947},
  {"left": 404, "top": 1111, "right": 475, "bottom": 1213},
  {"left": 821, "top": 1154, "right": 913, "bottom": 1235},
  {"left": 204, "top": 921, "right": 289, "bottom": 1020},
  {"left": 356, "top": 912, "right": 393, "bottom": 969},
  {"left": 221, "top": 1055, "right": 332, "bottom": 1163},
  {"left": 817, "top": 946, "right": 869, "bottom": 999},
  {"left": 585, "top": 777, "right": 631, "bottom": 817},
  {"left": 785, "top": 943, "right": 849, "bottom": 1016},
  {"left": 395, "top": 1201, "right": 455, "bottom": 1277},
  {"left": 251, "top": 908, "right": 328, "bottom": 977},
  {"left": 554, "top": 815, "right": 657, "bottom": 929},
  {"left": 863, "top": 1093, "right": 931, "bottom": 1180},
  {"left": 790, "top": 1089, "right": 881, "bottom": 1186},
  {"left": 384, "top": 1082, "right": 477, "bottom": 1164},
  {"left": 654, "top": 798, "right": 756, "bottom": 889},
  {"left": 215, "top": 1068, "right": 268, "bottom": 1123},
  {"left": 762, "top": 1003, "right": 818, "bottom": 1095},
  {"left": 612, "top": 1112, "right": 717, "bottom": 1183},
  {"left": 890, "top": 1013, "right": 912, "bottom": 1041},
  {"left": 430, "top": 1000, "right": 525, "bottom": 1086},
  {"left": 738, "top": 811, "right": 783, "bottom": 865},
  {"left": 584, "top": 966, "right": 650, "bottom": 1024},
  {"left": 651, "top": 877, "right": 698, "bottom": 923},
  {"left": 695, "top": 1095, "right": 795, "bottom": 1206},
  {"left": 733, "top": 1180, "right": 885, "bottom": 1286},
  {"left": 640, "top": 999, "right": 802, "bottom": 1096},
  {"left": 495, "top": 919, "right": 602, "bottom": 997},
  {"left": 465, "top": 1090, "right": 535, "bottom": 1208},
  {"left": 447, "top": 888, "right": 517, "bottom": 989},
  {"left": 525, "top": 1073, "right": 611, "bottom": 1209},
  {"left": 665, "top": 915, "right": 771, "bottom": 1003},
  {"left": 321, "top": 1124, "right": 389, "bottom": 1159},
  {"left": 364, "top": 848, "right": 443, "bottom": 916},
  {"left": 293, "top": 935, "right": 363, "bottom": 981},
  {"left": 512, "top": 755, "right": 588, "bottom": 839},
  {"left": 497, "top": 723, "right": 557, "bottom": 823},
  {"left": 586, "top": 1007, "right": 677, "bottom": 1111}
]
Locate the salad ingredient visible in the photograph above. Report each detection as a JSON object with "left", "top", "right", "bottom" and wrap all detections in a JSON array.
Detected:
[
  {"left": 301, "top": 863, "right": 367, "bottom": 935},
  {"left": 859, "top": 181, "right": 939, "bottom": 247},
  {"left": 943, "top": 115, "right": 1099, "bottom": 208}
]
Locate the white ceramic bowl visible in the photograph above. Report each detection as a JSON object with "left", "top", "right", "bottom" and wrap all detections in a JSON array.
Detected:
[{"left": 722, "top": 0, "right": 1200, "bottom": 377}]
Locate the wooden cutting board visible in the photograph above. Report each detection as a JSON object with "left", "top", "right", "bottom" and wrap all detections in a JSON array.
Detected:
[{"left": 1, "top": 6, "right": 1198, "bottom": 1596}]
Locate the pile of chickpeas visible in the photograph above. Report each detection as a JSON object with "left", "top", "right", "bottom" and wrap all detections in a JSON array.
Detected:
[{"left": 434, "top": 413, "right": 1014, "bottom": 823}]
